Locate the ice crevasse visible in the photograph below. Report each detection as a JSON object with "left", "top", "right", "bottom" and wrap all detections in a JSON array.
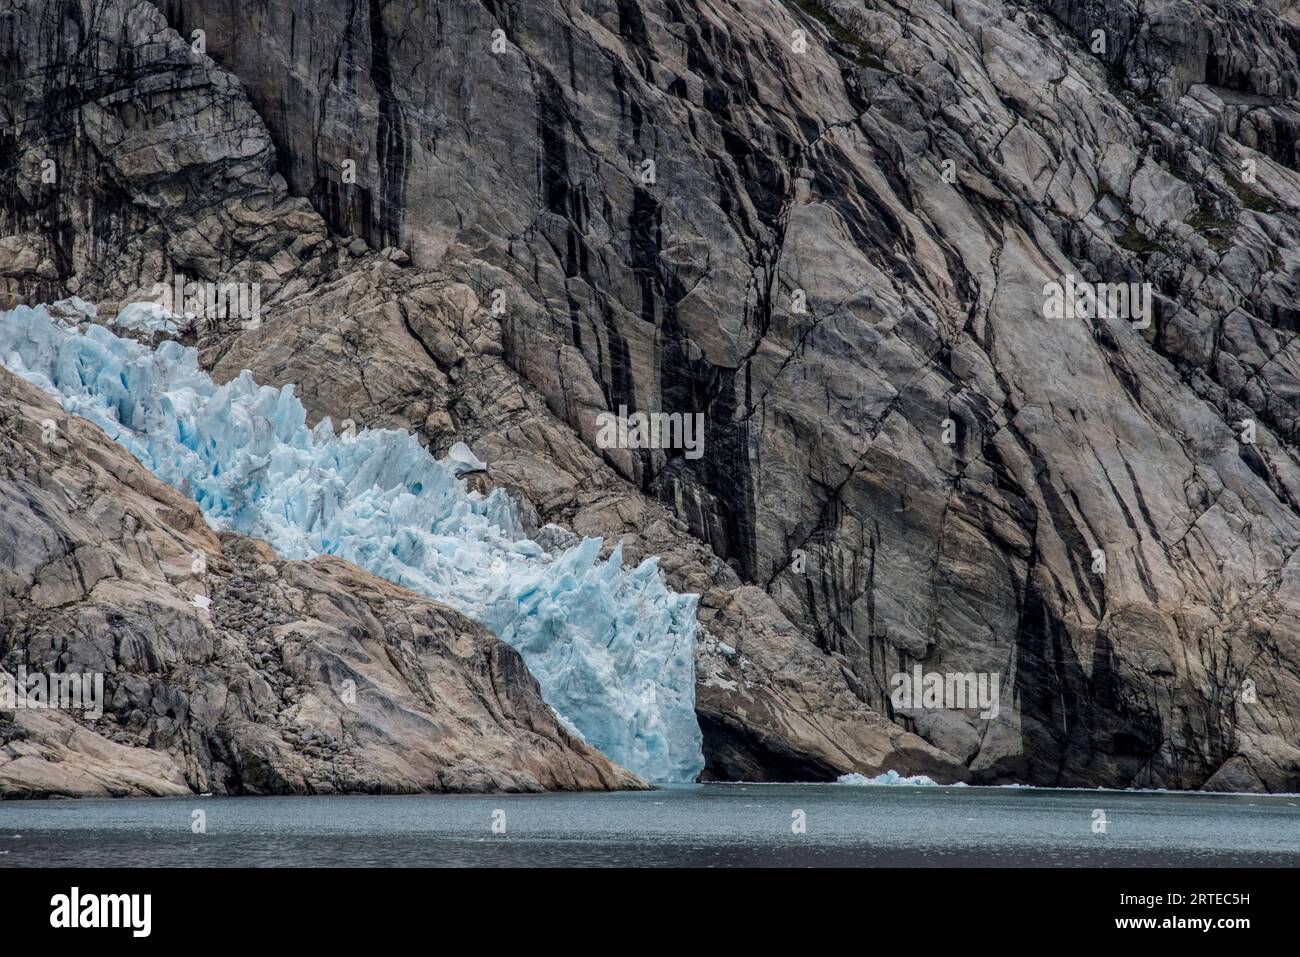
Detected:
[{"left": 0, "top": 304, "right": 705, "bottom": 783}]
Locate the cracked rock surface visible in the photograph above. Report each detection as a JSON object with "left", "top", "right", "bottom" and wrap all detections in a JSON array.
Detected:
[{"left": 3, "top": 0, "right": 1300, "bottom": 790}]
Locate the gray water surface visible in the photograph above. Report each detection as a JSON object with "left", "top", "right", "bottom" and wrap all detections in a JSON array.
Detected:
[{"left": 1, "top": 783, "right": 1297, "bottom": 867}]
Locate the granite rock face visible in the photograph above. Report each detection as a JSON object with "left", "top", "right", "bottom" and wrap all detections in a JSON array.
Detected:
[
  {"left": 3, "top": 0, "right": 1299, "bottom": 790},
  {"left": 0, "top": 366, "right": 643, "bottom": 797}
]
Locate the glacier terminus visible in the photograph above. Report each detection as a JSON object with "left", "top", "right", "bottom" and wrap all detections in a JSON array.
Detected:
[{"left": 0, "top": 304, "right": 705, "bottom": 783}]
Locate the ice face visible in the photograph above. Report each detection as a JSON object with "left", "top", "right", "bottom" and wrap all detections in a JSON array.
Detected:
[{"left": 0, "top": 304, "right": 704, "bottom": 782}]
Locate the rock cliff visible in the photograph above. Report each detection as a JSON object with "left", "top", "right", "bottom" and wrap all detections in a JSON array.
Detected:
[{"left": 2, "top": 0, "right": 1299, "bottom": 790}]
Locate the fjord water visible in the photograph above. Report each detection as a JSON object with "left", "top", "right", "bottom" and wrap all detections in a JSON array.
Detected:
[{"left": 2, "top": 784, "right": 1297, "bottom": 867}]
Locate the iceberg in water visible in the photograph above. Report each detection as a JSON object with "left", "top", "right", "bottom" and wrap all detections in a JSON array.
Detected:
[
  {"left": 0, "top": 304, "right": 704, "bottom": 782},
  {"left": 837, "top": 770, "right": 958, "bottom": 787}
]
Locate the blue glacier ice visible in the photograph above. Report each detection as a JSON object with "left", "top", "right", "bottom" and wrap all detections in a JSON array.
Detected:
[
  {"left": 112, "top": 301, "right": 181, "bottom": 336},
  {"left": 0, "top": 304, "right": 704, "bottom": 782}
]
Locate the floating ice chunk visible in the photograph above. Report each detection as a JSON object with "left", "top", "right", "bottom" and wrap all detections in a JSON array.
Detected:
[
  {"left": 0, "top": 304, "right": 704, "bottom": 782},
  {"left": 837, "top": 770, "right": 955, "bottom": 787}
]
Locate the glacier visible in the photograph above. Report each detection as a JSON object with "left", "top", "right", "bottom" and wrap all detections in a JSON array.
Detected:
[{"left": 0, "top": 303, "right": 704, "bottom": 783}]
